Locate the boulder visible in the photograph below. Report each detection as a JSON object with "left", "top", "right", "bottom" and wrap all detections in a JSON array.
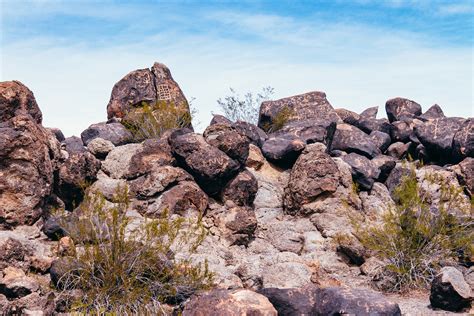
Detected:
[
  {"left": 342, "top": 153, "right": 379, "bottom": 191},
  {"left": 370, "top": 131, "right": 391, "bottom": 152},
  {"left": 221, "top": 170, "right": 258, "bottom": 206},
  {"left": 246, "top": 144, "right": 265, "bottom": 170},
  {"left": 386, "top": 142, "right": 410, "bottom": 159},
  {"left": 80, "top": 122, "right": 133, "bottom": 146},
  {"left": 170, "top": 133, "right": 240, "bottom": 195},
  {"left": 261, "top": 135, "right": 306, "bottom": 168},
  {"left": 335, "top": 108, "right": 360, "bottom": 124},
  {"left": 50, "top": 257, "right": 82, "bottom": 289},
  {"left": 127, "top": 138, "right": 176, "bottom": 178},
  {"left": 455, "top": 158, "right": 474, "bottom": 196},
  {"left": 258, "top": 91, "right": 340, "bottom": 130},
  {"left": 203, "top": 123, "right": 250, "bottom": 165},
  {"left": 453, "top": 118, "right": 473, "bottom": 161},
  {"left": 210, "top": 114, "right": 232, "bottom": 126},
  {"left": 330, "top": 123, "right": 381, "bottom": 158},
  {"left": 183, "top": 289, "right": 277, "bottom": 316},
  {"left": 354, "top": 117, "right": 392, "bottom": 134},
  {"left": 430, "top": 266, "right": 473, "bottom": 312},
  {"left": 284, "top": 144, "right": 340, "bottom": 213},
  {"left": 258, "top": 285, "right": 318, "bottom": 316},
  {"left": 314, "top": 287, "right": 401, "bottom": 315},
  {"left": 106, "top": 62, "right": 191, "bottom": 129},
  {"left": 385, "top": 163, "right": 413, "bottom": 198},
  {"left": 47, "top": 127, "right": 65, "bottom": 142},
  {"left": 385, "top": 97, "right": 422, "bottom": 122},
  {"left": 232, "top": 121, "right": 268, "bottom": 148},
  {"left": 56, "top": 152, "right": 101, "bottom": 210},
  {"left": 415, "top": 117, "right": 465, "bottom": 162},
  {"left": 372, "top": 155, "right": 397, "bottom": 182},
  {"left": 360, "top": 106, "right": 378, "bottom": 118},
  {"left": 42, "top": 217, "right": 68, "bottom": 240},
  {"left": 390, "top": 119, "right": 416, "bottom": 143},
  {"left": 0, "top": 238, "right": 30, "bottom": 270},
  {"left": 271, "top": 119, "right": 336, "bottom": 145},
  {"left": 0, "top": 267, "right": 39, "bottom": 299},
  {"left": 62, "top": 136, "right": 86, "bottom": 154},
  {"left": 216, "top": 205, "right": 257, "bottom": 246},
  {"left": 0, "top": 81, "right": 42, "bottom": 124},
  {"left": 419, "top": 104, "right": 444, "bottom": 121},
  {"left": 86, "top": 138, "right": 115, "bottom": 159}
]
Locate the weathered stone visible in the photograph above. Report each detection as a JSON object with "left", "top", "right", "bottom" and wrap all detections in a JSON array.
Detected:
[
  {"left": 455, "top": 158, "right": 474, "bottom": 196},
  {"left": 86, "top": 137, "right": 114, "bottom": 159},
  {"left": 354, "top": 117, "right": 392, "bottom": 134},
  {"left": 88, "top": 171, "right": 127, "bottom": 201},
  {"left": 221, "top": 170, "right": 258, "bottom": 206},
  {"left": 415, "top": 117, "right": 465, "bottom": 162},
  {"left": 372, "top": 155, "right": 397, "bottom": 182},
  {"left": 0, "top": 267, "right": 39, "bottom": 298},
  {"left": 360, "top": 106, "right": 378, "bottom": 118},
  {"left": 0, "top": 81, "right": 42, "bottom": 124},
  {"left": 370, "top": 131, "right": 391, "bottom": 152},
  {"left": 335, "top": 108, "right": 360, "bottom": 125},
  {"left": 385, "top": 97, "right": 422, "bottom": 122},
  {"left": 419, "top": 104, "right": 445, "bottom": 121},
  {"left": 0, "top": 238, "right": 30, "bottom": 270},
  {"left": 216, "top": 205, "right": 257, "bottom": 246},
  {"left": 183, "top": 289, "right": 277, "bottom": 316},
  {"left": 387, "top": 142, "right": 410, "bottom": 159},
  {"left": 210, "top": 114, "right": 232, "bottom": 126},
  {"left": 342, "top": 153, "right": 379, "bottom": 191},
  {"left": 258, "top": 91, "right": 340, "bottom": 130},
  {"left": 272, "top": 119, "right": 336, "bottom": 145},
  {"left": 170, "top": 133, "right": 240, "bottom": 195},
  {"left": 57, "top": 236, "right": 75, "bottom": 257},
  {"left": 330, "top": 123, "right": 380, "bottom": 158},
  {"left": 336, "top": 234, "right": 366, "bottom": 265},
  {"left": 42, "top": 217, "right": 67, "bottom": 241},
  {"left": 62, "top": 136, "right": 86, "bottom": 154},
  {"left": 360, "top": 257, "right": 385, "bottom": 278},
  {"left": 384, "top": 163, "right": 413, "bottom": 198},
  {"left": 101, "top": 143, "right": 143, "bottom": 179},
  {"left": 246, "top": 144, "right": 265, "bottom": 170},
  {"left": 81, "top": 122, "right": 133, "bottom": 146},
  {"left": 314, "top": 287, "right": 401, "bottom": 315},
  {"left": 203, "top": 123, "right": 250, "bottom": 165},
  {"left": 56, "top": 152, "right": 101, "bottom": 210},
  {"left": 391, "top": 119, "right": 416, "bottom": 143},
  {"left": 284, "top": 145, "right": 340, "bottom": 213},
  {"left": 453, "top": 118, "right": 473, "bottom": 161},
  {"left": 47, "top": 127, "right": 65, "bottom": 142},
  {"left": 430, "top": 266, "right": 473, "bottom": 312},
  {"left": 261, "top": 135, "right": 306, "bottom": 167},
  {"left": 232, "top": 121, "right": 268, "bottom": 148},
  {"left": 258, "top": 285, "right": 318, "bottom": 316},
  {"left": 127, "top": 138, "right": 176, "bottom": 178}
]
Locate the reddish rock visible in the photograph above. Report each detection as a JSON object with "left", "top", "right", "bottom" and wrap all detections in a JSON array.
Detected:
[
  {"left": 330, "top": 123, "right": 381, "bottom": 159},
  {"left": 360, "top": 106, "right": 378, "bottom": 118},
  {"left": 216, "top": 205, "right": 257, "bottom": 246},
  {"left": 419, "top": 104, "right": 445, "bottom": 121},
  {"left": 203, "top": 123, "right": 250, "bottom": 165},
  {"left": 0, "top": 81, "right": 42, "bottom": 124},
  {"left": 385, "top": 97, "right": 422, "bottom": 122},
  {"left": 453, "top": 118, "right": 473, "bottom": 161},
  {"left": 221, "top": 170, "right": 258, "bottom": 206}
]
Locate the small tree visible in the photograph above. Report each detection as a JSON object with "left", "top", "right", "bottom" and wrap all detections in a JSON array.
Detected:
[
  {"left": 356, "top": 167, "right": 473, "bottom": 292},
  {"left": 54, "top": 186, "right": 213, "bottom": 314},
  {"left": 217, "top": 86, "right": 274, "bottom": 124}
]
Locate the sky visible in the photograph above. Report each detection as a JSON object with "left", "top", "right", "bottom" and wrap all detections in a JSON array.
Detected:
[{"left": 1, "top": 0, "right": 473, "bottom": 137}]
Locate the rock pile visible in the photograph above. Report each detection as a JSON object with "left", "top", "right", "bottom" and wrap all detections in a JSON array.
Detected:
[{"left": 0, "top": 62, "right": 472, "bottom": 314}]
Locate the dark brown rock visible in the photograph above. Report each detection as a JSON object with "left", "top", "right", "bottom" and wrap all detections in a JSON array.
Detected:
[
  {"left": 258, "top": 285, "right": 318, "bottom": 316},
  {"left": 456, "top": 157, "right": 474, "bottom": 196},
  {"left": 314, "top": 287, "right": 401, "bottom": 315},
  {"left": 430, "top": 267, "right": 472, "bottom": 312},
  {"left": 170, "top": 133, "right": 240, "bottom": 195},
  {"left": 219, "top": 206, "right": 257, "bottom": 246},
  {"left": 453, "top": 118, "right": 473, "bottom": 161},
  {"left": 335, "top": 108, "right": 360, "bottom": 125},
  {"left": 210, "top": 114, "right": 232, "bottom": 126},
  {"left": 284, "top": 145, "right": 340, "bottom": 213},
  {"left": 232, "top": 120, "right": 268, "bottom": 147},
  {"left": 0, "top": 238, "right": 30, "bottom": 270},
  {"left": 387, "top": 142, "right": 410, "bottom": 159},
  {"left": 183, "top": 289, "right": 277, "bottom": 316},
  {"left": 80, "top": 122, "right": 133, "bottom": 146},
  {"left": 261, "top": 134, "right": 305, "bottom": 166},
  {"left": 391, "top": 119, "right": 417, "bottom": 143},
  {"left": 258, "top": 91, "right": 340, "bottom": 130},
  {"left": 0, "top": 81, "right": 42, "bottom": 124},
  {"left": 419, "top": 104, "right": 445, "bottom": 121},
  {"left": 342, "top": 153, "right": 379, "bottom": 191},
  {"left": 330, "top": 123, "right": 381, "bottom": 158},
  {"left": 56, "top": 152, "right": 101, "bottom": 210},
  {"left": 360, "top": 106, "right": 378, "bottom": 118},
  {"left": 203, "top": 123, "right": 250, "bottom": 165},
  {"left": 372, "top": 155, "right": 397, "bottom": 182},
  {"left": 354, "top": 117, "right": 392, "bottom": 134},
  {"left": 385, "top": 163, "right": 413, "bottom": 198},
  {"left": 63, "top": 136, "right": 86, "bottom": 154},
  {"left": 50, "top": 257, "right": 82, "bottom": 289},
  {"left": 127, "top": 138, "right": 176, "bottom": 178},
  {"left": 221, "top": 170, "right": 258, "bottom": 206},
  {"left": 272, "top": 119, "right": 337, "bottom": 145},
  {"left": 370, "top": 131, "right": 391, "bottom": 152},
  {"left": 47, "top": 127, "right": 65, "bottom": 142},
  {"left": 385, "top": 97, "right": 422, "bottom": 122}
]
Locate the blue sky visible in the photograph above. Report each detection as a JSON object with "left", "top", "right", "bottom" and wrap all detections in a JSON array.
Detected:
[{"left": 1, "top": 0, "right": 473, "bottom": 136}]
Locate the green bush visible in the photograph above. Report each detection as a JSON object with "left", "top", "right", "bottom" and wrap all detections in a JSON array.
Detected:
[
  {"left": 356, "top": 167, "right": 473, "bottom": 292},
  {"left": 122, "top": 100, "right": 194, "bottom": 141},
  {"left": 55, "top": 186, "right": 213, "bottom": 314}
]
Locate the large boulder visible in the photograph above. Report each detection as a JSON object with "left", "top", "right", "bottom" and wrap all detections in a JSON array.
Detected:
[
  {"left": 330, "top": 123, "right": 381, "bottom": 158},
  {"left": 419, "top": 104, "right": 444, "bottom": 120},
  {"left": 314, "top": 287, "right": 401, "bottom": 315},
  {"left": 106, "top": 62, "right": 191, "bottom": 129},
  {"left": 63, "top": 136, "right": 86, "bottom": 154},
  {"left": 342, "top": 153, "right": 379, "bottom": 191},
  {"left": 453, "top": 118, "right": 473, "bottom": 161},
  {"left": 203, "top": 123, "right": 250, "bottom": 165},
  {"left": 430, "top": 266, "right": 473, "bottom": 312},
  {"left": 370, "top": 131, "right": 391, "bottom": 152},
  {"left": 80, "top": 122, "right": 133, "bottom": 146},
  {"left": 360, "top": 106, "right": 378, "bottom": 118},
  {"left": 232, "top": 121, "right": 268, "bottom": 148},
  {"left": 261, "top": 135, "right": 306, "bottom": 167},
  {"left": 257, "top": 91, "right": 340, "bottom": 130},
  {"left": 415, "top": 117, "right": 465, "bottom": 162},
  {"left": 183, "top": 289, "right": 277, "bottom": 316},
  {"left": 0, "top": 82, "right": 61, "bottom": 228},
  {"left": 354, "top": 117, "right": 392, "bottom": 134},
  {"left": 170, "top": 133, "right": 240, "bottom": 195},
  {"left": 284, "top": 144, "right": 340, "bottom": 213},
  {"left": 258, "top": 285, "right": 318, "bottom": 316},
  {"left": 385, "top": 97, "right": 422, "bottom": 122},
  {"left": 221, "top": 170, "right": 258, "bottom": 206}
]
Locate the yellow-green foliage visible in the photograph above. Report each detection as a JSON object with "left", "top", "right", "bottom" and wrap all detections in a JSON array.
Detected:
[
  {"left": 357, "top": 168, "right": 473, "bottom": 292},
  {"left": 262, "top": 106, "right": 295, "bottom": 133},
  {"left": 122, "top": 100, "right": 193, "bottom": 141},
  {"left": 56, "top": 186, "right": 213, "bottom": 314}
]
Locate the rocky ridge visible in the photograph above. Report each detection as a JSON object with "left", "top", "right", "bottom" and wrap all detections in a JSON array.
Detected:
[{"left": 0, "top": 62, "right": 473, "bottom": 315}]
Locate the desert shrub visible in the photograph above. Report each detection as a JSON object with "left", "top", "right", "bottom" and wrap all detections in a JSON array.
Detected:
[
  {"left": 217, "top": 86, "right": 274, "bottom": 124},
  {"left": 122, "top": 100, "right": 195, "bottom": 141},
  {"left": 356, "top": 167, "right": 473, "bottom": 292},
  {"left": 261, "top": 105, "right": 295, "bottom": 133},
  {"left": 54, "top": 186, "right": 213, "bottom": 314}
]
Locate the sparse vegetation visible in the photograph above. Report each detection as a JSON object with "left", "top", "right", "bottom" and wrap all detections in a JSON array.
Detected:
[
  {"left": 261, "top": 105, "right": 295, "bottom": 133},
  {"left": 356, "top": 167, "right": 473, "bottom": 292},
  {"left": 122, "top": 100, "right": 195, "bottom": 140},
  {"left": 54, "top": 186, "right": 214, "bottom": 314},
  {"left": 217, "top": 86, "right": 274, "bottom": 124}
]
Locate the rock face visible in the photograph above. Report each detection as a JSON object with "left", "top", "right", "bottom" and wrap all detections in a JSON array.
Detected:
[
  {"left": 170, "top": 133, "right": 240, "bottom": 195},
  {"left": 0, "top": 81, "right": 61, "bottom": 228},
  {"left": 183, "top": 289, "right": 277, "bottom": 316},
  {"left": 106, "top": 62, "right": 191, "bottom": 129},
  {"left": 81, "top": 122, "right": 133, "bottom": 146},
  {"left": 430, "top": 267, "right": 473, "bottom": 312},
  {"left": 258, "top": 91, "right": 340, "bottom": 130},
  {"left": 385, "top": 97, "right": 422, "bottom": 122},
  {"left": 330, "top": 123, "right": 380, "bottom": 158}
]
